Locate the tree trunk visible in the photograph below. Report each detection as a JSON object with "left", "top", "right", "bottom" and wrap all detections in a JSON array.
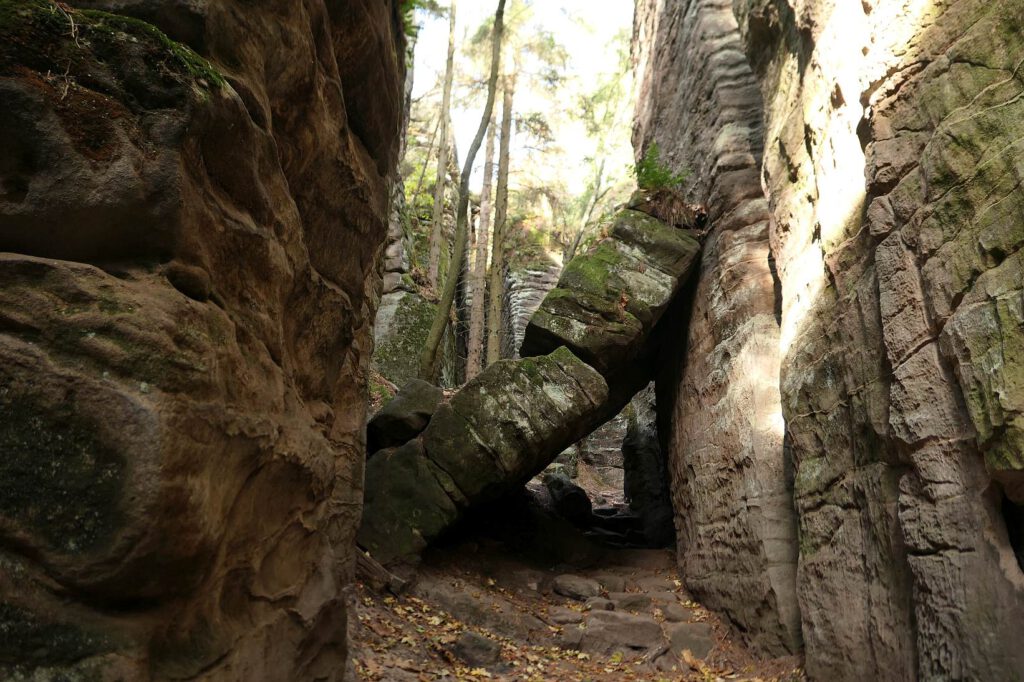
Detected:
[
  {"left": 418, "top": 0, "right": 506, "bottom": 381},
  {"left": 485, "top": 75, "right": 515, "bottom": 366},
  {"left": 565, "top": 158, "right": 607, "bottom": 262},
  {"left": 427, "top": 0, "right": 457, "bottom": 287},
  {"left": 465, "top": 115, "right": 496, "bottom": 380},
  {"left": 410, "top": 116, "right": 441, "bottom": 207}
]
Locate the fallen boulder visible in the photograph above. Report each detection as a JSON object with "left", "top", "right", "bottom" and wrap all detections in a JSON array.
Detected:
[
  {"left": 543, "top": 470, "right": 594, "bottom": 526},
  {"left": 366, "top": 379, "right": 444, "bottom": 454},
  {"left": 358, "top": 346, "right": 608, "bottom": 564},
  {"left": 521, "top": 208, "right": 701, "bottom": 376},
  {"left": 360, "top": 201, "right": 702, "bottom": 566}
]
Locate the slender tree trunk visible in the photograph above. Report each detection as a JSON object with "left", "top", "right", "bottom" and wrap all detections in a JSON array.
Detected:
[
  {"left": 485, "top": 74, "right": 515, "bottom": 366},
  {"left": 427, "top": 0, "right": 457, "bottom": 287},
  {"left": 410, "top": 116, "right": 441, "bottom": 206},
  {"left": 418, "top": 0, "right": 506, "bottom": 381},
  {"left": 565, "top": 159, "right": 607, "bottom": 262},
  {"left": 465, "top": 115, "right": 496, "bottom": 380}
]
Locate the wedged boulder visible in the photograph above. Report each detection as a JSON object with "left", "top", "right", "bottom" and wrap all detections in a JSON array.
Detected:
[
  {"left": 366, "top": 379, "right": 444, "bottom": 454},
  {"left": 521, "top": 209, "right": 701, "bottom": 376},
  {"left": 358, "top": 347, "right": 609, "bottom": 564}
]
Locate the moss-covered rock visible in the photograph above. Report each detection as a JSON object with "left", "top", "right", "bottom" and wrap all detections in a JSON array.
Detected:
[
  {"left": 0, "top": 603, "right": 112, "bottom": 670},
  {"left": 366, "top": 378, "right": 444, "bottom": 454},
  {"left": 358, "top": 347, "right": 609, "bottom": 565},
  {"left": 372, "top": 291, "right": 437, "bottom": 387},
  {"left": 0, "top": 398, "right": 125, "bottom": 555},
  {"left": 357, "top": 440, "right": 461, "bottom": 565},
  {"left": 521, "top": 209, "right": 700, "bottom": 374}
]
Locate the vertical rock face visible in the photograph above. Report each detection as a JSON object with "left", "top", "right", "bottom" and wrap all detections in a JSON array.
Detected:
[
  {"left": 633, "top": 0, "right": 801, "bottom": 656},
  {"left": 503, "top": 264, "right": 562, "bottom": 359},
  {"left": 637, "top": 0, "right": 1024, "bottom": 678},
  {"left": 0, "top": 1, "right": 404, "bottom": 679},
  {"left": 622, "top": 385, "right": 675, "bottom": 546}
]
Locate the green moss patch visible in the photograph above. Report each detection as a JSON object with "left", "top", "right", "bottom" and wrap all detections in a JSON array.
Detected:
[
  {"left": 0, "top": 603, "right": 112, "bottom": 669},
  {"left": 0, "top": 0, "right": 223, "bottom": 159},
  {"left": 0, "top": 398, "right": 125, "bottom": 554}
]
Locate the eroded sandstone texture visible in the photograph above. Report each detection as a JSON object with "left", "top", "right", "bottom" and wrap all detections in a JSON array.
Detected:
[
  {"left": 0, "top": 1, "right": 404, "bottom": 679},
  {"left": 637, "top": 0, "right": 1024, "bottom": 678},
  {"left": 633, "top": 0, "right": 801, "bottom": 656}
]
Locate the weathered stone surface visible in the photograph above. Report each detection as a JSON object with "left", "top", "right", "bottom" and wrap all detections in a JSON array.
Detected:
[
  {"left": 739, "top": 0, "right": 1024, "bottom": 677},
  {"left": 450, "top": 631, "right": 501, "bottom": 667},
  {"left": 373, "top": 291, "right": 437, "bottom": 387},
  {"left": 633, "top": 0, "right": 800, "bottom": 656},
  {"left": 549, "top": 606, "right": 584, "bottom": 625},
  {"left": 543, "top": 471, "right": 594, "bottom": 526},
  {"left": 584, "top": 597, "right": 614, "bottom": 612},
  {"left": 359, "top": 347, "right": 609, "bottom": 564},
  {"left": 521, "top": 209, "right": 701, "bottom": 376},
  {"left": 636, "top": 0, "right": 1024, "bottom": 676},
  {"left": 552, "top": 575, "right": 602, "bottom": 602},
  {"left": 410, "top": 574, "right": 547, "bottom": 643},
  {"left": 579, "top": 409, "right": 629, "bottom": 489},
  {"left": 0, "top": 0, "right": 404, "bottom": 678},
  {"left": 639, "top": 0, "right": 1024, "bottom": 677},
  {"left": 622, "top": 386, "right": 674, "bottom": 546},
  {"left": 666, "top": 621, "right": 715, "bottom": 660},
  {"left": 579, "top": 610, "right": 662, "bottom": 657},
  {"left": 504, "top": 263, "right": 562, "bottom": 359},
  {"left": 366, "top": 379, "right": 444, "bottom": 454}
]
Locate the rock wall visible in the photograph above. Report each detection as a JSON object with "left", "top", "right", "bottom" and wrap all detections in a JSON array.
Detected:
[
  {"left": 633, "top": 0, "right": 801, "bottom": 656},
  {"left": 503, "top": 263, "right": 562, "bottom": 359},
  {"left": 0, "top": 1, "right": 404, "bottom": 679},
  {"left": 637, "top": 0, "right": 1024, "bottom": 678}
]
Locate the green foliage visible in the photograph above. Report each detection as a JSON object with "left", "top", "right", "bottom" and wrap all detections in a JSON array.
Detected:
[
  {"left": 401, "top": 0, "right": 443, "bottom": 39},
  {"left": 634, "top": 142, "right": 689, "bottom": 191}
]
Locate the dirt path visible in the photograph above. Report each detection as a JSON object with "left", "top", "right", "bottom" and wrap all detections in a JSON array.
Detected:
[{"left": 348, "top": 532, "right": 804, "bottom": 681}]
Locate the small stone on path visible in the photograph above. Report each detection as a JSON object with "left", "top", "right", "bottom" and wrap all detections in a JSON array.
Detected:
[
  {"left": 549, "top": 606, "right": 584, "bottom": 624},
  {"left": 584, "top": 597, "right": 614, "bottom": 611},
  {"left": 553, "top": 574, "right": 602, "bottom": 601},
  {"left": 667, "top": 621, "right": 715, "bottom": 659},
  {"left": 451, "top": 630, "right": 501, "bottom": 666}
]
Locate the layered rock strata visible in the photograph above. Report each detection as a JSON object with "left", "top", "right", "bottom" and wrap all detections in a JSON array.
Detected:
[
  {"left": 637, "top": 0, "right": 1024, "bottom": 677},
  {"left": 0, "top": 1, "right": 404, "bottom": 679},
  {"left": 633, "top": 0, "right": 801, "bottom": 655},
  {"left": 504, "top": 263, "right": 562, "bottom": 358}
]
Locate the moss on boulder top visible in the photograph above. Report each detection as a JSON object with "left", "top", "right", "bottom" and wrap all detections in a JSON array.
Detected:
[
  {"left": 0, "top": 0, "right": 224, "bottom": 92},
  {"left": 358, "top": 346, "right": 609, "bottom": 565},
  {"left": 521, "top": 209, "right": 701, "bottom": 375}
]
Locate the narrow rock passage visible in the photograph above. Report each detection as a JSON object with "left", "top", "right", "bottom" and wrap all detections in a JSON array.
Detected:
[{"left": 360, "top": 193, "right": 703, "bottom": 566}]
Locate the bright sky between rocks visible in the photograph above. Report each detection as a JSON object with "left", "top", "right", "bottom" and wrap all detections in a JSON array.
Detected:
[{"left": 411, "top": 0, "right": 636, "bottom": 195}]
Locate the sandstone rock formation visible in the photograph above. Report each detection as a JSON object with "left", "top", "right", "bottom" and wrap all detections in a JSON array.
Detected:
[
  {"left": 366, "top": 379, "right": 444, "bottom": 454},
  {"left": 623, "top": 386, "right": 674, "bottom": 546},
  {"left": 0, "top": 1, "right": 404, "bottom": 679},
  {"left": 503, "top": 263, "right": 562, "bottom": 358},
  {"left": 635, "top": 0, "right": 1024, "bottom": 677},
  {"left": 633, "top": 0, "right": 801, "bottom": 656},
  {"left": 522, "top": 208, "right": 701, "bottom": 379},
  {"left": 358, "top": 347, "right": 609, "bottom": 564},
  {"left": 361, "top": 203, "right": 703, "bottom": 565}
]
